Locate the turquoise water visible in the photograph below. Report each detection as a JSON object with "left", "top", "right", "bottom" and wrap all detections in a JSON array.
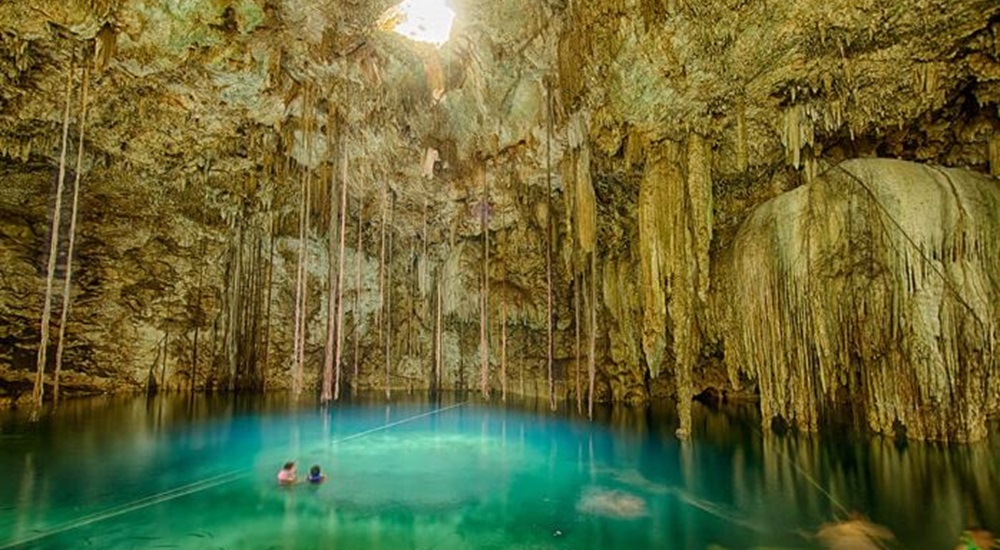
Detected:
[{"left": 0, "top": 393, "right": 997, "bottom": 549}]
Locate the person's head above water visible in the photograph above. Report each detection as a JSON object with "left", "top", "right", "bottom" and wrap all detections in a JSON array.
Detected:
[
  {"left": 307, "top": 464, "right": 326, "bottom": 483},
  {"left": 277, "top": 461, "right": 297, "bottom": 484}
]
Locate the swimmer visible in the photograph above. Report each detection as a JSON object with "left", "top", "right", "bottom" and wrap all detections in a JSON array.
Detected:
[
  {"left": 307, "top": 464, "right": 326, "bottom": 484},
  {"left": 277, "top": 461, "right": 296, "bottom": 485}
]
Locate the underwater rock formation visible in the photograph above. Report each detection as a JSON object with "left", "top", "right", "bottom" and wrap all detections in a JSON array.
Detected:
[
  {"left": 576, "top": 487, "right": 648, "bottom": 519},
  {"left": 816, "top": 515, "right": 895, "bottom": 550}
]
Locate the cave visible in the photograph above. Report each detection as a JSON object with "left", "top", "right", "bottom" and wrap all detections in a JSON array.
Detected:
[{"left": 1, "top": 0, "right": 999, "bottom": 547}]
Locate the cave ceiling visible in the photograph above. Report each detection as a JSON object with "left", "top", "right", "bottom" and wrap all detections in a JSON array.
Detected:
[{"left": 0, "top": 0, "right": 996, "bottom": 244}]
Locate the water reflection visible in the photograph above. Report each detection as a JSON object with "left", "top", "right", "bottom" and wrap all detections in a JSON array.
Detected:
[
  {"left": 572, "top": 399, "right": 997, "bottom": 549},
  {"left": 0, "top": 394, "right": 996, "bottom": 550}
]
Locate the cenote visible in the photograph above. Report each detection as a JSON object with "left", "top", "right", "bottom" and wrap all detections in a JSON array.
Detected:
[{"left": 1, "top": 394, "right": 997, "bottom": 550}]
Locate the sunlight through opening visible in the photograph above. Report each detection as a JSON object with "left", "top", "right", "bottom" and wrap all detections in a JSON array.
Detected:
[{"left": 385, "top": 0, "right": 456, "bottom": 47}]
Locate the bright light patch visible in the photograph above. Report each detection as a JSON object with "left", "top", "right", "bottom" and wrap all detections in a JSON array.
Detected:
[{"left": 387, "top": 0, "right": 455, "bottom": 47}]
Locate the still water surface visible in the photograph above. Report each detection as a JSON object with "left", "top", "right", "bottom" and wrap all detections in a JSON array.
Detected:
[{"left": 0, "top": 393, "right": 997, "bottom": 549}]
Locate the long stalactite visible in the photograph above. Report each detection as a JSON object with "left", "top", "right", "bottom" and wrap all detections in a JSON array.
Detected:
[
  {"left": 333, "top": 135, "right": 349, "bottom": 400},
  {"left": 588, "top": 253, "right": 596, "bottom": 420},
  {"left": 353, "top": 202, "right": 363, "bottom": 394},
  {"left": 384, "top": 191, "right": 394, "bottom": 399},
  {"left": 435, "top": 274, "right": 442, "bottom": 393},
  {"left": 479, "top": 160, "right": 490, "bottom": 399},
  {"left": 53, "top": 65, "right": 89, "bottom": 406},
  {"left": 31, "top": 60, "right": 75, "bottom": 418},
  {"left": 291, "top": 108, "right": 310, "bottom": 397},
  {"left": 636, "top": 134, "right": 712, "bottom": 435},
  {"left": 637, "top": 140, "right": 674, "bottom": 381},
  {"left": 545, "top": 78, "right": 556, "bottom": 412},
  {"left": 322, "top": 119, "right": 338, "bottom": 403}
]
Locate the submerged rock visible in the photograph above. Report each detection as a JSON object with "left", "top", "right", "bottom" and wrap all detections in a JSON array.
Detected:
[
  {"left": 816, "top": 516, "right": 894, "bottom": 550},
  {"left": 576, "top": 487, "right": 648, "bottom": 519}
]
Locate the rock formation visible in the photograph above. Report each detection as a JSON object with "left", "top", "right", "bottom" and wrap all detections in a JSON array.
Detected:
[
  {"left": 0, "top": 0, "right": 998, "bottom": 440},
  {"left": 714, "top": 159, "right": 999, "bottom": 441}
]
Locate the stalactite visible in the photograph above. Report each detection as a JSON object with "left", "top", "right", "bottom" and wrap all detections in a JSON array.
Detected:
[
  {"left": 236, "top": 231, "right": 250, "bottom": 388},
  {"left": 587, "top": 256, "right": 597, "bottom": 420},
  {"left": 545, "top": 78, "right": 556, "bottom": 411},
  {"left": 501, "top": 296, "right": 507, "bottom": 402},
  {"left": 637, "top": 134, "right": 712, "bottom": 435},
  {"left": 574, "top": 278, "right": 582, "bottom": 414},
  {"left": 238, "top": 228, "right": 250, "bottom": 389},
  {"left": 146, "top": 335, "right": 163, "bottom": 393},
  {"left": 989, "top": 132, "right": 999, "bottom": 177},
  {"left": 670, "top": 263, "right": 695, "bottom": 437},
  {"left": 736, "top": 101, "right": 748, "bottom": 172},
  {"left": 291, "top": 120, "right": 309, "bottom": 397},
  {"left": 637, "top": 140, "right": 676, "bottom": 377},
  {"left": 333, "top": 137, "right": 349, "bottom": 400},
  {"left": 421, "top": 199, "right": 429, "bottom": 297},
  {"left": 479, "top": 161, "right": 490, "bottom": 399},
  {"left": 575, "top": 143, "right": 596, "bottom": 255},
  {"left": 784, "top": 105, "right": 801, "bottom": 169},
  {"left": 322, "top": 117, "right": 338, "bottom": 403},
  {"left": 53, "top": 66, "right": 89, "bottom": 406},
  {"left": 687, "top": 135, "right": 712, "bottom": 303},
  {"left": 225, "top": 229, "right": 241, "bottom": 389},
  {"left": 920, "top": 63, "right": 939, "bottom": 97},
  {"left": 571, "top": 126, "right": 596, "bottom": 415},
  {"left": 160, "top": 328, "right": 169, "bottom": 388},
  {"left": 421, "top": 199, "right": 429, "bottom": 383},
  {"left": 209, "top": 315, "right": 219, "bottom": 390},
  {"left": 673, "top": 135, "right": 714, "bottom": 436},
  {"left": 435, "top": 275, "right": 442, "bottom": 392},
  {"left": 384, "top": 192, "right": 394, "bottom": 399},
  {"left": 31, "top": 61, "right": 75, "bottom": 417},
  {"left": 378, "top": 186, "right": 387, "bottom": 337},
  {"left": 250, "top": 232, "right": 266, "bottom": 389},
  {"left": 561, "top": 148, "right": 577, "bottom": 262},
  {"left": 298, "top": 123, "right": 313, "bottom": 396},
  {"left": 408, "top": 238, "right": 416, "bottom": 357},
  {"left": 519, "top": 325, "right": 525, "bottom": 396},
  {"left": 243, "top": 229, "right": 255, "bottom": 389},
  {"left": 191, "top": 243, "right": 206, "bottom": 392},
  {"left": 263, "top": 212, "right": 276, "bottom": 386},
  {"left": 224, "top": 220, "right": 268, "bottom": 392},
  {"left": 353, "top": 202, "right": 362, "bottom": 393},
  {"left": 782, "top": 104, "right": 815, "bottom": 170},
  {"left": 499, "top": 185, "right": 508, "bottom": 402}
]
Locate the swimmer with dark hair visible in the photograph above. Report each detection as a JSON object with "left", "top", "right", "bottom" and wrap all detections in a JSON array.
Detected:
[
  {"left": 277, "top": 461, "right": 296, "bottom": 485},
  {"left": 307, "top": 465, "right": 326, "bottom": 484}
]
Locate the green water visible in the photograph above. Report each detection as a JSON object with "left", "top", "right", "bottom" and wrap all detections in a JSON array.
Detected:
[{"left": 0, "top": 393, "right": 996, "bottom": 550}]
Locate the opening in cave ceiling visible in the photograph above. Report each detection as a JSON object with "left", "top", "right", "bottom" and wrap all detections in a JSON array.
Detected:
[{"left": 383, "top": 0, "right": 456, "bottom": 46}]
